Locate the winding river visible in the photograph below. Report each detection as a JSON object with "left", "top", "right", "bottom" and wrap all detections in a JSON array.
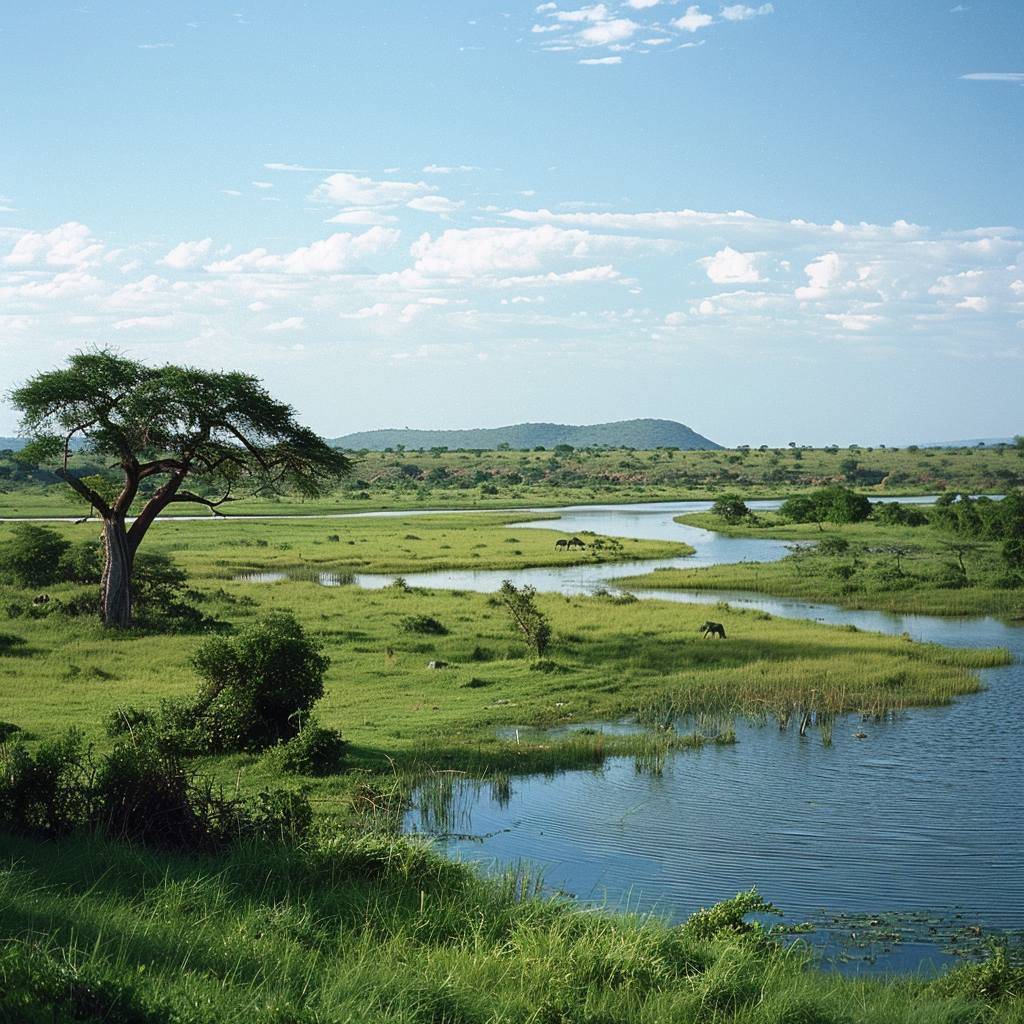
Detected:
[{"left": 357, "top": 499, "right": 1024, "bottom": 973}]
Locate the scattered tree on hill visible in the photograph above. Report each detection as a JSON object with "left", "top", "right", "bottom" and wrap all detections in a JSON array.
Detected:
[{"left": 11, "top": 350, "right": 352, "bottom": 628}]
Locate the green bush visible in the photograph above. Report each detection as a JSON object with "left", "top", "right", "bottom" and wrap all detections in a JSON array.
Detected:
[
  {"left": 0, "top": 524, "right": 70, "bottom": 587},
  {"left": 400, "top": 614, "right": 449, "bottom": 635},
  {"left": 190, "top": 612, "right": 329, "bottom": 752},
  {"left": 263, "top": 717, "right": 348, "bottom": 776}
]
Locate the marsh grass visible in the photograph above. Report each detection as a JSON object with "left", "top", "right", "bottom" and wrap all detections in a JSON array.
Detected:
[{"left": 617, "top": 512, "right": 1024, "bottom": 618}]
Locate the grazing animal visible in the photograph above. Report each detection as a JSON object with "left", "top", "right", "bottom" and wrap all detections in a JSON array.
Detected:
[
  {"left": 699, "top": 620, "right": 726, "bottom": 639},
  {"left": 32, "top": 594, "right": 51, "bottom": 606},
  {"left": 566, "top": 537, "right": 586, "bottom": 550},
  {"left": 555, "top": 539, "right": 568, "bottom": 550}
]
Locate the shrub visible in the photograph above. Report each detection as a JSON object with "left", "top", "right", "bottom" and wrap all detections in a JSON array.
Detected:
[
  {"left": 680, "top": 888, "right": 781, "bottom": 943},
  {"left": 929, "top": 940, "right": 1024, "bottom": 1002},
  {"left": 190, "top": 612, "right": 329, "bottom": 752},
  {"left": 0, "top": 524, "right": 70, "bottom": 587},
  {"left": 499, "top": 580, "right": 551, "bottom": 658},
  {"left": 816, "top": 536, "right": 850, "bottom": 556},
  {"left": 58, "top": 539, "right": 103, "bottom": 583},
  {"left": 400, "top": 614, "right": 449, "bottom": 635},
  {"left": 263, "top": 718, "right": 347, "bottom": 776},
  {"left": 0, "top": 730, "right": 93, "bottom": 838}
]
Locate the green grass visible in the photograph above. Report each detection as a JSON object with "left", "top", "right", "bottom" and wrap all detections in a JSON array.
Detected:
[
  {"left": 1, "top": 509, "right": 1022, "bottom": 1017},
  {"left": 2, "top": 830, "right": 1023, "bottom": 1023},
  {"left": 0, "top": 558, "right": 1008, "bottom": 796},
  {"left": 617, "top": 511, "right": 1024, "bottom": 618}
]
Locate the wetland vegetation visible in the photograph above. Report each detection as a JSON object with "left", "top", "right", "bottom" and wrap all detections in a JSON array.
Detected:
[{"left": 1, "top": 366, "right": 1022, "bottom": 1019}]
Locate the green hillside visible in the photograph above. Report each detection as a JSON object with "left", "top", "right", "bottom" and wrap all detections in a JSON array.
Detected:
[{"left": 331, "top": 418, "right": 721, "bottom": 451}]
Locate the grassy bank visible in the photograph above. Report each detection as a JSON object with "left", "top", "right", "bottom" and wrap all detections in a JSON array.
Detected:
[
  {"left": 617, "top": 511, "right": 1024, "bottom": 618},
  {"left": 5, "top": 829, "right": 1023, "bottom": 1023},
  {"left": 0, "top": 570, "right": 1009, "bottom": 794}
]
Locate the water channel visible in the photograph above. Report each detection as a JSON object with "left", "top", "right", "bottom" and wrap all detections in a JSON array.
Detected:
[
  {"left": 224, "top": 497, "right": 1024, "bottom": 970},
  {"left": 341, "top": 498, "right": 1022, "bottom": 974}
]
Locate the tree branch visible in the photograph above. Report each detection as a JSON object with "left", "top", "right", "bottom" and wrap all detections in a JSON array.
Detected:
[{"left": 56, "top": 468, "right": 112, "bottom": 518}]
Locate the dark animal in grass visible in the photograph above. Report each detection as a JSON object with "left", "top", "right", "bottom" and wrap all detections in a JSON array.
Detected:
[
  {"left": 31, "top": 594, "right": 50, "bottom": 606},
  {"left": 566, "top": 537, "right": 586, "bottom": 550},
  {"left": 555, "top": 539, "right": 568, "bottom": 550},
  {"left": 699, "top": 621, "right": 727, "bottom": 639}
]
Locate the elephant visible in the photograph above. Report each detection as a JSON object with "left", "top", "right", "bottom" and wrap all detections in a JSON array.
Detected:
[{"left": 700, "top": 621, "right": 727, "bottom": 639}]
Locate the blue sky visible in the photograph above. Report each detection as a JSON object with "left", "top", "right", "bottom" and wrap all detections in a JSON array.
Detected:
[{"left": 1, "top": 1, "right": 1022, "bottom": 445}]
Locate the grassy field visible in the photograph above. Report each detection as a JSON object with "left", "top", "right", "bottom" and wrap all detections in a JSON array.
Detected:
[
  {"left": 2, "top": 510, "right": 1022, "bottom": 1020},
  {"left": 2, "top": 443, "right": 1022, "bottom": 518},
  {"left": 617, "top": 511, "right": 1024, "bottom": 618}
]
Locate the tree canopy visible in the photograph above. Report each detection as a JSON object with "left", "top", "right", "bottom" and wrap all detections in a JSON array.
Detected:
[{"left": 11, "top": 350, "right": 352, "bottom": 625}]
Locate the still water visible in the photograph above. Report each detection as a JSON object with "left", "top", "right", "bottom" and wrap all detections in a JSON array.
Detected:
[{"left": 376, "top": 500, "right": 1024, "bottom": 972}]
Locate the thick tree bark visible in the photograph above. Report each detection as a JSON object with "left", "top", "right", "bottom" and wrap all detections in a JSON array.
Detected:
[{"left": 101, "top": 517, "right": 133, "bottom": 628}]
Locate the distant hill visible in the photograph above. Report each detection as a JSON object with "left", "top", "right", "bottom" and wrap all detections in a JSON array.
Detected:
[
  {"left": 330, "top": 419, "right": 721, "bottom": 451},
  {"left": 911, "top": 437, "right": 1016, "bottom": 449}
]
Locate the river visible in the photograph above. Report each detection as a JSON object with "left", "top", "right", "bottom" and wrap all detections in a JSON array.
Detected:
[{"left": 356, "top": 499, "right": 1024, "bottom": 974}]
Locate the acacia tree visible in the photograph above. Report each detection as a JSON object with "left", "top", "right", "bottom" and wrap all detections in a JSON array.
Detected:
[{"left": 11, "top": 351, "right": 352, "bottom": 628}]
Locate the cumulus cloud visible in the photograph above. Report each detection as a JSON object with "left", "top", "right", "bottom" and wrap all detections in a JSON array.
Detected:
[
  {"left": 700, "top": 246, "right": 763, "bottom": 284},
  {"left": 956, "top": 296, "right": 990, "bottom": 312},
  {"left": 159, "top": 238, "right": 213, "bottom": 269},
  {"left": 205, "top": 228, "right": 399, "bottom": 274},
  {"left": 795, "top": 252, "right": 844, "bottom": 300},
  {"left": 673, "top": 6, "right": 714, "bottom": 32},
  {"left": 579, "top": 18, "right": 638, "bottom": 44},
  {"left": 313, "top": 172, "right": 433, "bottom": 208},
  {"left": 408, "top": 225, "right": 649, "bottom": 279},
  {"left": 4, "top": 222, "right": 103, "bottom": 267}
]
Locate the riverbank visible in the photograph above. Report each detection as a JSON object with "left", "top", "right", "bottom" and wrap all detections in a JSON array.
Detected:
[{"left": 614, "top": 511, "right": 1024, "bottom": 618}]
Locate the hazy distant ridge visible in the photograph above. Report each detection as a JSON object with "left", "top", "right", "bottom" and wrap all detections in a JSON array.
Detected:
[{"left": 330, "top": 419, "right": 721, "bottom": 451}]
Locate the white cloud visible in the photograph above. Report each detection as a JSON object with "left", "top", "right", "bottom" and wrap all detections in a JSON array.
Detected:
[
  {"left": 555, "top": 5, "right": 609, "bottom": 22},
  {"left": 340, "top": 303, "right": 391, "bottom": 319},
  {"left": 313, "top": 172, "right": 433, "bottom": 208},
  {"left": 579, "top": 56, "right": 622, "bottom": 64},
  {"left": 720, "top": 4, "right": 773, "bottom": 21},
  {"left": 956, "top": 296, "right": 990, "bottom": 312},
  {"left": 265, "top": 316, "right": 305, "bottom": 331},
  {"left": 673, "top": 6, "right": 714, "bottom": 32},
  {"left": 251, "top": 181, "right": 274, "bottom": 189},
  {"left": 497, "top": 264, "right": 622, "bottom": 287},
  {"left": 959, "top": 73, "right": 1024, "bottom": 82},
  {"left": 4, "top": 222, "right": 103, "bottom": 267},
  {"left": 138, "top": 42, "right": 174, "bottom": 49},
  {"left": 824, "top": 313, "right": 882, "bottom": 331},
  {"left": 205, "top": 228, "right": 400, "bottom": 274},
  {"left": 407, "top": 195, "right": 465, "bottom": 214},
  {"left": 409, "top": 225, "right": 647, "bottom": 278},
  {"left": 113, "top": 314, "right": 180, "bottom": 330},
  {"left": 701, "top": 246, "right": 764, "bottom": 284},
  {"left": 159, "top": 237, "right": 213, "bottom": 269},
  {"left": 796, "top": 252, "right": 844, "bottom": 300},
  {"left": 580, "top": 18, "right": 638, "bottom": 44},
  {"left": 422, "top": 164, "right": 481, "bottom": 174},
  {"left": 326, "top": 210, "right": 400, "bottom": 226},
  {"left": 626, "top": 0, "right": 660, "bottom": 7}
]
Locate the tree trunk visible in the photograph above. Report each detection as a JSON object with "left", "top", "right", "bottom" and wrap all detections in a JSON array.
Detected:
[{"left": 101, "top": 517, "right": 133, "bottom": 628}]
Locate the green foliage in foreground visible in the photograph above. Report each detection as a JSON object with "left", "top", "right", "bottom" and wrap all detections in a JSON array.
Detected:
[{"left": 2, "top": 830, "right": 1023, "bottom": 1023}]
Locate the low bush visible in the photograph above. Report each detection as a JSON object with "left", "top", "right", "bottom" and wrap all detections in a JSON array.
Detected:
[
  {"left": 189, "top": 612, "right": 329, "bottom": 752},
  {"left": 262, "top": 718, "right": 347, "bottom": 776},
  {"left": 400, "top": 614, "right": 449, "bottom": 635}
]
